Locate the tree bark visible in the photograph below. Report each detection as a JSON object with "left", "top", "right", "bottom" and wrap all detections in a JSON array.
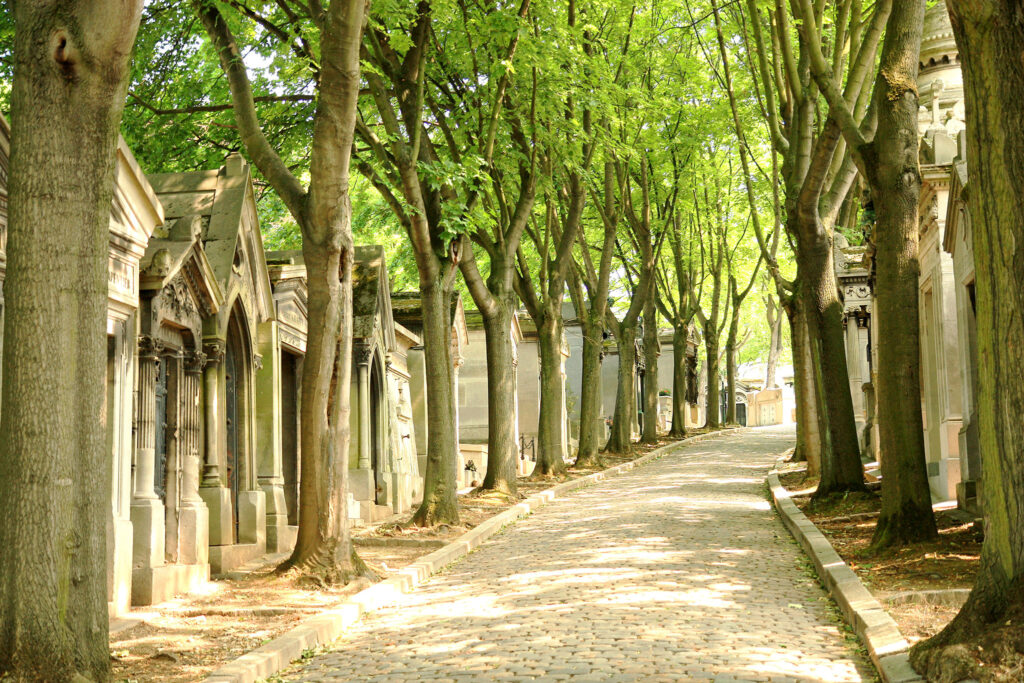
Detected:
[
  {"left": 0, "top": 2, "right": 142, "bottom": 679},
  {"left": 641, "top": 292, "right": 660, "bottom": 443},
  {"left": 910, "top": 4, "right": 1024, "bottom": 678},
  {"left": 789, "top": 296, "right": 823, "bottom": 477},
  {"left": 574, "top": 312, "right": 606, "bottom": 466},
  {"left": 765, "top": 296, "right": 784, "bottom": 390},
  {"left": 479, "top": 299, "right": 518, "bottom": 494},
  {"left": 725, "top": 297, "right": 741, "bottom": 425},
  {"left": 861, "top": 0, "right": 936, "bottom": 548},
  {"left": 704, "top": 321, "right": 722, "bottom": 429},
  {"left": 669, "top": 325, "right": 689, "bottom": 438},
  {"left": 606, "top": 325, "right": 638, "bottom": 454},
  {"left": 798, "top": 231, "right": 865, "bottom": 497},
  {"left": 410, "top": 276, "right": 461, "bottom": 525},
  {"left": 534, "top": 313, "right": 568, "bottom": 475}
]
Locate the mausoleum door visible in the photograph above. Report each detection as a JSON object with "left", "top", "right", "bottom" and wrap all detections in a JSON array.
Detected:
[
  {"left": 225, "top": 341, "right": 240, "bottom": 543},
  {"left": 154, "top": 357, "right": 169, "bottom": 501},
  {"left": 282, "top": 351, "right": 300, "bottom": 526}
]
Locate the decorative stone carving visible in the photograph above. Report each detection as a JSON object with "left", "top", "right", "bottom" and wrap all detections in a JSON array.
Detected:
[
  {"left": 184, "top": 350, "right": 207, "bottom": 374},
  {"left": 163, "top": 273, "right": 197, "bottom": 321},
  {"left": 139, "top": 334, "right": 166, "bottom": 359},
  {"left": 354, "top": 343, "right": 374, "bottom": 366},
  {"left": 203, "top": 339, "right": 226, "bottom": 365},
  {"left": 145, "top": 248, "right": 173, "bottom": 278}
]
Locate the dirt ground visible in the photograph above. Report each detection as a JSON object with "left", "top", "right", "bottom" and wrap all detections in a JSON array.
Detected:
[
  {"left": 111, "top": 434, "right": 692, "bottom": 682},
  {"left": 778, "top": 465, "right": 981, "bottom": 646}
]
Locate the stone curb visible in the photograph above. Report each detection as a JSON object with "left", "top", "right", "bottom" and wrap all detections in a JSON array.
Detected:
[
  {"left": 206, "top": 427, "right": 748, "bottom": 683},
  {"left": 766, "top": 467, "right": 924, "bottom": 683}
]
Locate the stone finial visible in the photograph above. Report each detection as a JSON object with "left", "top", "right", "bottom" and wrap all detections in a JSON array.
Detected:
[{"left": 224, "top": 151, "right": 245, "bottom": 176}]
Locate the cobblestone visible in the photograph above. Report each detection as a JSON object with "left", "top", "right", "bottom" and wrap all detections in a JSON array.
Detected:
[{"left": 284, "top": 427, "right": 872, "bottom": 682}]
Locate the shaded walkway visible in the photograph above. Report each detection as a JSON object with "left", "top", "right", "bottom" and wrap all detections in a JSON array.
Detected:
[{"left": 285, "top": 427, "right": 871, "bottom": 682}]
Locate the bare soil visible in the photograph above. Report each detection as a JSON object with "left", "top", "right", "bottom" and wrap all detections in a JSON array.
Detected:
[
  {"left": 778, "top": 465, "right": 981, "bottom": 646},
  {"left": 112, "top": 433, "right": 700, "bottom": 682}
]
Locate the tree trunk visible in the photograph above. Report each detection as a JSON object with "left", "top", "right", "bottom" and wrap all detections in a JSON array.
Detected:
[
  {"left": 410, "top": 276, "right": 461, "bottom": 526},
  {"left": 862, "top": 0, "right": 936, "bottom": 549},
  {"left": 725, "top": 304, "right": 741, "bottom": 425},
  {"left": 195, "top": 0, "right": 370, "bottom": 582},
  {"left": 606, "top": 325, "right": 638, "bottom": 454},
  {"left": 480, "top": 299, "right": 518, "bottom": 494},
  {"left": 282, "top": 234, "right": 372, "bottom": 582},
  {"left": 535, "top": 313, "right": 568, "bottom": 476},
  {"left": 641, "top": 296, "right": 660, "bottom": 444},
  {"left": 669, "top": 324, "right": 689, "bottom": 438},
  {"left": 704, "top": 322, "right": 721, "bottom": 429},
  {"left": 910, "top": 5, "right": 1024, "bottom": 678},
  {"left": 799, "top": 232, "right": 865, "bottom": 496},
  {"left": 0, "top": 4, "right": 141, "bottom": 680},
  {"left": 789, "top": 296, "right": 822, "bottom": 478},
  {"left": 765, "top": 298, "right": 784, "bottom": 389},
  {"left": 574, "top": 313, "right": 605, "bottom": 467}
]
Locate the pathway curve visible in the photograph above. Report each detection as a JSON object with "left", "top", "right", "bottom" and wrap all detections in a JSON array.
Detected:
[{"left": 285, "top": 427, "right": 872, "bottom": 682}]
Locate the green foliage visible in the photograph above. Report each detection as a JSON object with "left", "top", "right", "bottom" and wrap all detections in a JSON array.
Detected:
[{"left": 0, "top": 0, "right": 795, "bottom": 368}]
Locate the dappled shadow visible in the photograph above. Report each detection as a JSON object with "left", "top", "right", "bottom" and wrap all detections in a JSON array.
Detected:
[{"left": 284, "top": 427, "right": 872, "bottom": 682}]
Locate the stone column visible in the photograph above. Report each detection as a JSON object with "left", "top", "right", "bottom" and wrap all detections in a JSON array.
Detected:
[
  {"left": 181, "top": 351, "right": 205, "bottom": 503},
  {"left": 256, "top": 320, "right": 291, "bottom": 552},
  {"left": 201, "top": 339, "right": 224, "bottom": 486},
  {"left": 199, "top": 338, "right": 232, "bottom": 546},
  {"left": 358, "top": 358, "right": 371, "bottom": 470},
  {"left": 177, "top": 350, "right": 209, "bottom": 566},
  {"left": 131, "top": 335, "right": 165, "bottom": 571},
  {"left": 350, "top": 344, "right": 375, "bottom": 507}
]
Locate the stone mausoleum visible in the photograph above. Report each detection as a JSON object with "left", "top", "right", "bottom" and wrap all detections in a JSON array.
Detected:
[{"left": 0, "top": 121, "right": 431, "bottom": 615}]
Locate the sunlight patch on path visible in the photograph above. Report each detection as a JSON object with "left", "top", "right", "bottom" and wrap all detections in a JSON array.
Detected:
[{"left": 284, "top": 426, "right": 872, "bottom": 683}]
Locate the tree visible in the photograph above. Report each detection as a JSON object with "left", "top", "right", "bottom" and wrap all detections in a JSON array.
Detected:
[
  {"left": 0, "top": 2, "right": 143, "bottom": 679},
  {"left": 688, "top": 165, "right": 731, "bottom": 431},
  {"left": 357, "top": 3, "right": 463, "bottom": 526},
  {"left": 738, "top": 0, "right": 883, "bottom": 496},
  {"left": 192, "top": 0, "right": 373, "bottom": 582},
  {"left": 447, "top": 0, "right": 537, "bottom": 496},
  {"left": 764, "top": 293, "right": 784, "bottom": 390},
  {"left": 604, "top": 158, "right": 660, "bottom": 454},
  {"left": 796, "top": 0, "right": 937, "bottom": 546},
  {"left": 654, "top": 211, "right": 701, "bottom": 439},
  {"left": 569, "top": 158, "right": 621, "bottom": 467},
  {"left": 910, "top": 3, "right": 1024, "bottom": 678}
]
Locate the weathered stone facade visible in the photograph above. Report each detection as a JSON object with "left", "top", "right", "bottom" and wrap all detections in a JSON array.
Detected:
[
  {"left": 149, "top": 154, "right": 277, "bottom": 577},
  {"left": 350, "top": 247, "right": 420, "bottom": 522}
]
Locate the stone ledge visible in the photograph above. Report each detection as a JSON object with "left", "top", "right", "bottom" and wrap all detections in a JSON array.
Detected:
[
  {"left": 767, "top": 465, "right": 925, "bottom": 683},
  {"left": 205, "top": 426, "right": 748, "bottom": 683}
]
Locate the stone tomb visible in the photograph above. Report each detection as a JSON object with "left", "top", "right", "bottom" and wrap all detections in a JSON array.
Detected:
[
  {"left": 148, "top": 154, "right": 276, "bottom": 574},
  {"left": 944, "top": 156, "right": 981, "bottom": 512},
  {"left": 351, "top": 247, "right": 420, "bottom": 522},
  {"left": 914, "top": 4, "right": 966, "bottom": 501},
  {"left": 131, "top": 215, "right": 224, "bottom": 604}
]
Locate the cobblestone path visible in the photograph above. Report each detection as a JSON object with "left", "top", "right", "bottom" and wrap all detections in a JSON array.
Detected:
[{"left": 285, "top": 427, "right": 872, "bottom": 682}]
